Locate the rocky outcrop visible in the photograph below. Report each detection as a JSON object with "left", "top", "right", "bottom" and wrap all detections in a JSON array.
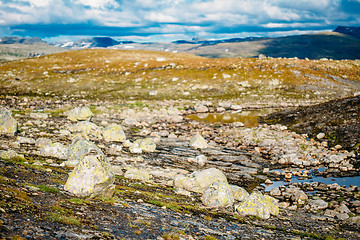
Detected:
[{"left": 64, "top": 152, "right": 115, "bottom": 198}]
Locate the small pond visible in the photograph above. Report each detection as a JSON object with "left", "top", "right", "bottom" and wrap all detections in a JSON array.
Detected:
[
  {"left": 263, "top": 168, "right": 360, "bottom": 192},
  {"left": 186, "top": 108, "right": 279, "bottom": 127}
]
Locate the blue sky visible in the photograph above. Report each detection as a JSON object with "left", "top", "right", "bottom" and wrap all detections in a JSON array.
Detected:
[{"left": 0, "top": 0, "right": 359, "bottom": 42}]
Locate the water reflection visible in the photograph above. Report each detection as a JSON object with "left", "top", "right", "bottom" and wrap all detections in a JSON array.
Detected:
[
  {"left": 186, "top": 109, "right": 278, "bottom": 127},
  {"left": 263, "top": 175, "right": 360, "bottom": 192}
]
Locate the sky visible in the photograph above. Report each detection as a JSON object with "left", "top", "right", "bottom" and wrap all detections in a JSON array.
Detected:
[{"left": 0, "top": 0, "right": 360, "bottom": 42}]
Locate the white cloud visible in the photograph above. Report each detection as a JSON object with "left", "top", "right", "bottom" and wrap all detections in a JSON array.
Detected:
[{"left": 73, "top": 0, "right": 119, "bottom": 9}]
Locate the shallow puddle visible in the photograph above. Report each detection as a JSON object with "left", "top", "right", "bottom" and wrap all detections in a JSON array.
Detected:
[
  {"left": 263, "top": 168, "right": 360, "bottom": 192},
  {"left": 186, "top": 108, "right": 279, "bottom": 127}
]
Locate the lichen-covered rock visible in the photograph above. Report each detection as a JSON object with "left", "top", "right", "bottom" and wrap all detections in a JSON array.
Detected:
[
  {"left": 40, "top": 142, "right": 68, "bottom": 160},
  {"left": 102, "top": 123, "right": 126, "bottom": 142},
  {"left": 66, "top": 106, "right": 93, "bottom": 121},
  {"left": 202, "top": 182, "right": 234, "bottom": 207},
  {"left": 134, "top": 138, "right": 156, "bottom": 153},
  {"left": 68, "top": 121, "right": 102, "bottom": 140},
  {"left": 35, "top": 138, "right": 52, "bottom": 148},
  {"left": 64, "top": 153, "right": 115, "bottom": 198},
  {"left": 0, "top": 149, "right": 23, "bottom": 160},
  {"left": 236, "top": 192, "right": 279, "bottom": 219},
  {"left": 124, "top": 167, "right": 150, "bottom": 182},
  {"left": 66, "top": 138, "right": 104, "bottom": 167},
  {"left": 0, "top": 107, "right": 17, "bottom": 135},
  {"left": 189, "top": 134, "right": 208, "bottom": 149},
  {"left": 174, "top": 168, "right": 228, "bottom": 193},
  {"left": 230, "top": 185, "right": 249, "bottom": 202}
]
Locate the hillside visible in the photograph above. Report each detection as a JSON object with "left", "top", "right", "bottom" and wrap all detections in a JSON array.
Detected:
[{"left": 0, "top": 49, "right": 359, "bottom": 104}]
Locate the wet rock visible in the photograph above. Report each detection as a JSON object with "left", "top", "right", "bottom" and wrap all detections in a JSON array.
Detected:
[
  {"left": 201, "top": 182, "right": 234, "bottom": 207},
  {"left": 174, "top": 168, "right": 228, "bottom": 193},
  {"left": 64, "top": 153, "right": 115, "bottom": 198},
  {"left": 134, "top": 138, "right": 156, "bottom": 153},
  {"left": 40, "top": 142, "right": 68, "bottom": 160},
  {"left": 0, "top": 107, "right": 17, "bottom": 135},
  {"left": 189, "top": 134, "right": 208, "bottom": 149},
  {"left": 66, "top": 106, "right": 93, "bottom": 121},
  {"left": 236, "top": 192, "right": 279, "bottom": 219},
  {"left": 230, "top": 185, "right": 249, "bottom": 202},
  {"left": 66, "top": 138, "right": 104, "bottom": 166},
  {"left": 124, "top": 167, "right": 150, "bottom": 182},
  {"left": 102, "top": 123, "right": 126, "bottom": 142}
]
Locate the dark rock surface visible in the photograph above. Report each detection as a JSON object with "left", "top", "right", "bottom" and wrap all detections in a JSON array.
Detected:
[{"left": 260, "top": 95, "right": 360, "bottom": 154}]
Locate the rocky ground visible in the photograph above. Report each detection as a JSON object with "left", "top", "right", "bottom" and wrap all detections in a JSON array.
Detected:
[{"left": 0, "top": 95, "right": 359, "bottom": 240}]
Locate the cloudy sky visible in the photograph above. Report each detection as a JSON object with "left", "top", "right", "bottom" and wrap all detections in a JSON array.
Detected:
[{"left": 0, "top": 0, "right": 360, "bottom": 42}]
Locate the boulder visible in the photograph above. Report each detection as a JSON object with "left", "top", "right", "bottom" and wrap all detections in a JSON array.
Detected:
[
  {"left": 236, "top": 192, "right": 279, "bottom": 219},
  {"left": 134, "top": 138, "right": 156, "bottom": 153},
  {"left": 195, "top": 154, "right": 207, "bottom": 166},
  {"left": 124, "top": 167, "right": 150, "bottom": 182},
  {"left": 202, "top": 182, "right": 234, "bottom": 208},
  {"left": 189, "top": 134, "right": 208, "bottom": 149},
  {"left": 230, "top": 185, "right": 249, "bottom": 202},
  {"left": 66, "top": 106, "right": 93, "bottom": 121},
  {"left": 174, "top": 168, "right": 228, "bottom": 193},
  {"left": 64, "top": 153, "right": 115, "bottom": 198},
  {"left": 40, "top": 142, "right": 68, "bottom": 160},
  {"left": 66, "top": 138, "right": 104, "bottom": 167},
  {"left": 0, "top": 107, "right": 17, "bottom": 135},
  {"left": 102, "top": 123, "right": 126, "bottom": 142}
]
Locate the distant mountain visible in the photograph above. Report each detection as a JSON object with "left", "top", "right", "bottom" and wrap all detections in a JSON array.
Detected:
[
  {"left": 0, "top": 36, "right": 45, "bottom": 44},
  {"left": 334, "top": 26, "right": 360, "bottom": 40},
  {"left": 55, "top": 37, "right": 134, "bottom": 49}
]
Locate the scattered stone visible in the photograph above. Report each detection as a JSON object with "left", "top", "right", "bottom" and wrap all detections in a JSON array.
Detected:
[
  {"left": 129, "top": 143, "right": 142, "bottom": 154},
  {"left": 134, "top": 138, "right": 156, "bottom": 153},
  {"left": 236, "top": 192, "right": 279, "bottom": 219},
  {"left": 35, "top": 138, "right": 52, "bottom": 148},
  {"left": 195, "top": 154, "right": 207, "bottom": 166},
  {"left": 0, "top": 149, "right": 22, "bottom": 160},
  {"left": 189, "top": 134, "right": 208, "bottom": 149},
  {"left": 270, "top": 187, "right": 281, "bottom": 196},
  {"left": 291, "top": 190, "right": 308, "bottom": 205},
  {"left": 195, "top": 105, "right": 208, "bottom": 113},
  {"left": 66, "top": 106, "right": 93, "bottom": 121},
  {"left": 202, "top": 182, "right": 234, "bottom": 207},
  {"left": 102, "top": 123, "right": 126, "bottom": 142},
  {"left": 17, "top": 136, "right": 35, "bottom": 144},
  {"left": 230, "top": 105, "right": 242, "bottom": 111},
  {"left": 64, "top": 153, "right": 115, "bottom": 198},
  {"left": 307, "top": 199, "right": 328, "bottom": 211},
  {"left": 0, "top": 107, "right": 17, "bottom": 135},
  {"left": 317, "top": 133, "right": 326, "bottom": 139}
]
